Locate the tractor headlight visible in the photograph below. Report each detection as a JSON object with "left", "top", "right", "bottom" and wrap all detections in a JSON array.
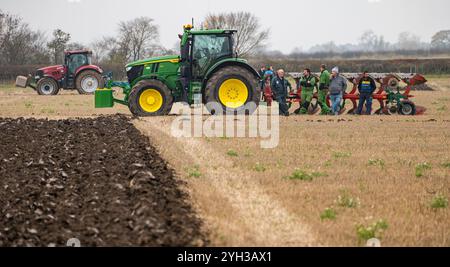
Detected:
[{"left": 126, "top": 66, "right": 132, "bottom": 72}]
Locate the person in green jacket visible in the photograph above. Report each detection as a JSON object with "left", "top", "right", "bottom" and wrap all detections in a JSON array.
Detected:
[
  {"left": 318, "top": 64, "right": 331, "bottom": 115},
  {"left": 297, "top": 68, "right": 316, "bottom": 114}
]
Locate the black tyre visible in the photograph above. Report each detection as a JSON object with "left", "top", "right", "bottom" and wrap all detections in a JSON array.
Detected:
[
  {"left": 399, "top": 101, "right": 416, "bottom": 116},
  {"left": 36, "top": 78, "right": 59, "bottom": 95},
  {"left": 76, "top": 70, "right": 103, "bottom": 95},
  {"left": 205, "top": 66, "right": 260, "bottom": 115},
  {"left": 128, "top": 80, "right": 173, "bottom": 117}
]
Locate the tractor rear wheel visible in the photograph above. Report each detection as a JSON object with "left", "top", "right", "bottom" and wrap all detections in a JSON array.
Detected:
[
  {"left": 128, "top": 80, "right": 173, "bottom": 117},
  {"left": 205, "top": 66, "right": 260, "bottom": 115},
  {"left": 76, "top": 70, "right": 103, "bottom": 95},
  {"left": 36, "top": 78, "right": 59, "bottom": 95}
]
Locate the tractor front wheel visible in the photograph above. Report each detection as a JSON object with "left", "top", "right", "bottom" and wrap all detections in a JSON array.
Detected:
[
  {"left": 128, "top": 80, "right": 173, "bottom": 116},
  {"left": 36, "top": 78, "right": 59, "bottom": 95},
  {"left": 205, "top": 66, "right": 260, "bottom": 115},
  {"left": 76, "top": 70, "right": 103, "bottom": 95}
]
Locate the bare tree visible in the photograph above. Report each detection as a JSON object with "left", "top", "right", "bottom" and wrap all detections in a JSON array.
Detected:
[
  {"left": 358, "top": 30, "right": 389, "bottom": 52},
  {"left": 47, "top": 29, "right": 71, "bottom": 64},
  {"left": 204, "top": 12, "right": 270, "bottom": 57},
  {"left": 431, "top": 30, "right": 450, "bottom": 50},
  {"left": 397, "top": 32, "right": 422, "bottom": 50},
  {"left": 66, "top": 42, "right": 85, "bottom": 51},
  {"left": 118, "top": 17, "right": 159, "bottom": 61},
  {"left": 91, "top": 36, "right": 119, "bottom": 63},
  {"left": 0, "top": 10, "right": 49, "bottom": 65},
  {"left": 28, "top": 30, "right": 50, "bottom": 64}
]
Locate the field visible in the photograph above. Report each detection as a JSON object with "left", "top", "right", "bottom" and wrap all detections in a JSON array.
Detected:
[
  {"left": 0, "top": 76, "right": 449, "bottom": 247},
  {"left": 0, "top": 115, "right": 206, "bottom": 246}
]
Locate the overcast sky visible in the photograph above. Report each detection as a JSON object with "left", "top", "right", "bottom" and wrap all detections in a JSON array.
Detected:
[{"left": 2, "top": 0, "right": 450, "bottom": 52}]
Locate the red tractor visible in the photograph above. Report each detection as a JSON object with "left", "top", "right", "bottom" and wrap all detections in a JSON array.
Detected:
[{"left": 16, "top": 50, "right": 103, "bottom": 95}]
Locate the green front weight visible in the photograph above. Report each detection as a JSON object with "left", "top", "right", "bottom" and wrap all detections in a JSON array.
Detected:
[{"left": 95, "top": 89, "right": 114, "bottom": 108}]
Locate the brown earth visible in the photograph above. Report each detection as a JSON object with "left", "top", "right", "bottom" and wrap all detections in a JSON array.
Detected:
[{"left": 0, "top": 115, "right": 207, "bottom": 247}]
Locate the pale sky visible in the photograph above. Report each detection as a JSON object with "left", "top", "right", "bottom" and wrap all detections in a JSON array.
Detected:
[{"left": 1, "top": 0, "right": 450, "bottom": 52}]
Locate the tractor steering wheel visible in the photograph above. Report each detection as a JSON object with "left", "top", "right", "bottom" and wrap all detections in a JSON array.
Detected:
[{"left": 202, "top": 48, "right": 210, "bottom": 58}]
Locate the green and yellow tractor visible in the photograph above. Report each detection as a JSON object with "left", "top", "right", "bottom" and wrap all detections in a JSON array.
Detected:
[{"left": 95, "top": 24, "right": 261, "bottom": 116}]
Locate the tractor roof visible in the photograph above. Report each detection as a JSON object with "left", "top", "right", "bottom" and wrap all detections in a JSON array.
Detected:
[
  {"left": 65, "top": 50, "right": 92, "bottom": 55},
  {"left": 189, "top": 29, "right": 237, "bottom": 35}
]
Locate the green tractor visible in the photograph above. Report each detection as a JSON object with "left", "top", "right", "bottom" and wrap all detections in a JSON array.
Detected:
[{"left": 95, "top": 24, "right": 261, "bottom": 116}]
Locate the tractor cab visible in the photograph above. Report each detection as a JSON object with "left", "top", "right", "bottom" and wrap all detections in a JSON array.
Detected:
[
  {"left": 64, "top": 50, "right": 93, "bottom": 87},
  {"left": 179, "top": 25, "right": 237, "bottom": 91}
]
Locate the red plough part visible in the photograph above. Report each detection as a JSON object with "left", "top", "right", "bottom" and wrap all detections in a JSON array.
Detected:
[
  {"left": 285, "top": 72, "right": 428, "bottom": 115},
  {"left": 262, "top": 76, "right": 273, "bottom": 106}
]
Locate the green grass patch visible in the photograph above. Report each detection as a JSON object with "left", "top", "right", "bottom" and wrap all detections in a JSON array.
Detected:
[
  {"left": 368, "top": 158, "right": 385, "bottom": 168},
  {"left": 356, "top": 219, "right": 388, "bottom": 242},
  {"left": 186, "top": 165, "right": 202, "bottom": 178},
  {"left": 437, "top": 105, "right": 447, "bottom": 112},
  {"left": 24, "top": 101, "right": 33, "bottom": 109},
  {"left": 430, "top": 195, "right": 448, "bottom": 209},
  {"left": 40, "top": 108, "right": 55, "bottom": 114},
  {"left": 285, "top": 169, "right": 327, "bottom": 182},
  {"left": 415, "top": 162, "right": 432, "bottom": 177},
  {"left": 332, "top": 151, "right": 352, "bottom": 159},
  {"left": 441, "top": 162, "right": 450, "bottom": 168},
  {"left": 226, "top": 150, "right": 238, "bottom": 157},
  {"left": 336, "top": 191, "right": 360, "bottom": 208},
  {"left": 253, "top": 163, "right": 266, "bottom": 172},
  {"left": 320, "top": 208, "right": 337, "bottom": 221}
]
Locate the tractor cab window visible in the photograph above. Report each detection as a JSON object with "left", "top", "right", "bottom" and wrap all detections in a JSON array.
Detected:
[
  {"left": 67, "top": 54, "right": 91, "bottom": 75},
  {"left": 192, "top": 34, "right": 232, "bottom": 78}
]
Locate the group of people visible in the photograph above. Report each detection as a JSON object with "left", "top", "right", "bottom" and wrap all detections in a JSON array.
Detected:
[{"left": 259, "top": 65, "right": 377, "bottom": 117}]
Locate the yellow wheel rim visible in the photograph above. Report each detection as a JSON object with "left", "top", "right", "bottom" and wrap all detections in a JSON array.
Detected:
[
  {"left": 218, "top": 79, "right": 249, "bottom": 109},
  {"left": 139, "top": 89, "right": 163, "bottom": 113}
]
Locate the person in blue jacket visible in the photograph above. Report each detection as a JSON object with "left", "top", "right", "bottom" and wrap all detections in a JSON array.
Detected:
[
  {"left": 357, "top": 71, "right": 377, "bottom": 115},
  {"left": 271, "top": 69, "right": 292, "bottom": 116}
]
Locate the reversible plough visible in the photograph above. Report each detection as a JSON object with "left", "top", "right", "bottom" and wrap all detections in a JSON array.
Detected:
[{"left": 262, "top": 72, "right": 428, "bottom": 115}]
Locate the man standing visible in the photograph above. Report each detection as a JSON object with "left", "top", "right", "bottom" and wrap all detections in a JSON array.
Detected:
[
  {"left": 259, "top": 65, "right": 266, "bottom": 77},
  {"left": 262, "top": 66, "right": 275, "bottom": 106},
  {"left": 357, "top": 71, "right": 377, "bottom": 115},
  {"left": 297, "top": 68, "right": 316, "bottom": 115},
  {"left": 329, "top": 67, "right": 347, "bottom": 116},
  {"left": 259, "top": 65, "right": 266, "bottom": 90},
  {"left": 271, "top": 69, "right": 292, "bottom": 116},
  {"left": 318, "top": 64, "right": 331, "bottom": 115},
  {"left": 263, "top": 66, "right": 275, "bottom": 81}
]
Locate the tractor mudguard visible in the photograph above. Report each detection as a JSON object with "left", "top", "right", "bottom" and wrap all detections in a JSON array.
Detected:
[
  {"left": 75, "top": 65, "right": 104, "bottom": 78},
  {"left": 204, "top": 59, "right": 260, "bottom": 83}
]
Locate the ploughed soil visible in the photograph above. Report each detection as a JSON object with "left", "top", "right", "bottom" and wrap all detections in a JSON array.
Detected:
[{"left": 0, "top": 115, "right": 207, "bottom": 247}]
